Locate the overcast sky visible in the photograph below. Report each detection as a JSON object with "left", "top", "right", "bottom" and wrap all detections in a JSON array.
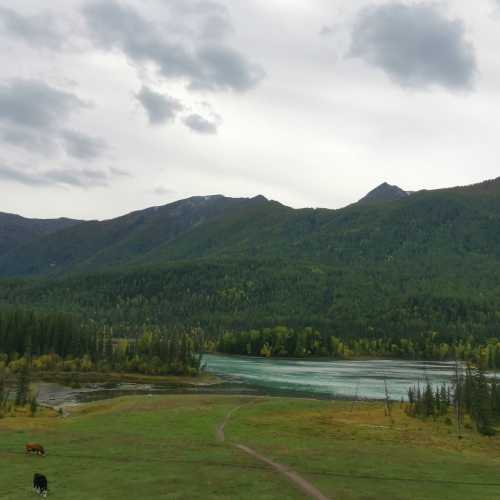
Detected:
[{"left": 1, "top": 0, "right": 499, "bottom": 220}]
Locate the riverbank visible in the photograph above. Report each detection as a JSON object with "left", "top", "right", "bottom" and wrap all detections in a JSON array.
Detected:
[
  {"left": 4, "top": 370, "right": 221, "bottom": 388},
  {"left": 0, "top": 394, "right": 499, "bottom": 499},
  {"left": 34, "top": 370, "right": 221, "bottom": 386}
]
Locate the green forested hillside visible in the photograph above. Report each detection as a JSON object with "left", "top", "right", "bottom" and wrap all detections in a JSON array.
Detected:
[
  {"left": 1, "top": 178, "right": 500, "bottom": 356},
  {"left": 0, "top": 212, "right": 82, "bottom": 257},
  {"left": 0, "top": 195, "right": 271, "bottom": 277},
  {"left": 1, "top": 254, "right": 499, "bottom": 339},
  {"left": 2, "top": 178, "right": 500, "bottom": 275}
]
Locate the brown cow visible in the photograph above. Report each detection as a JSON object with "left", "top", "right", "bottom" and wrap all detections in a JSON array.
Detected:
[{"left": 26, "top": 443, "right": 45, "bottom": 456}]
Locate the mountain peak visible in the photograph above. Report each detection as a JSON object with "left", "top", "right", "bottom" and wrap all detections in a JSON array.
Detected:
[
  {"left": 252, "top": 195, "right": 268, "bottom": 202},
  {"left": 358, "top": 182, "right": 409, "bottom": 205}
]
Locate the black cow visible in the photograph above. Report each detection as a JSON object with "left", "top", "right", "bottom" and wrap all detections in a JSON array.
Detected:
[{"left": 33, "top": 473, "right": 48, "bottom": 497}]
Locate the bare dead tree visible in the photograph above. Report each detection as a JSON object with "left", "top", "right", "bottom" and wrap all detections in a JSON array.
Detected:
[
  {"left": 383, "top": 374, "right": 393, "bottom": 422},
  {"left": 350, "top": 378, "right": 360, "bottom": 413},
  {"left": 454, "top": 358, "right": 464, "bottom": 438}
]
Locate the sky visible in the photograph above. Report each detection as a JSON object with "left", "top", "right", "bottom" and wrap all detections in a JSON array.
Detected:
[{"left": 1, "top": 0, "right": 500, "bottom": 220}]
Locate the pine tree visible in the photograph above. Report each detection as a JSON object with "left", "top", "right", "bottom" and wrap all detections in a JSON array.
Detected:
[
  {"left": 15, "top": 363, "right": 30, "bottom": 407},
  {"left": 434, "top": 387, "right": 441, "bottom": 416},
  {"left": 0, "top": 370, "right": 8, "bottom": 415},
  {"left": 471, "top": 366, "right": 495, "bottom": 436},
  {"left": 423, "top": 382, "right": 435, "bottom": 418},
  {"left": 439, "top": 384, "right": 449, "bottom": 415}
]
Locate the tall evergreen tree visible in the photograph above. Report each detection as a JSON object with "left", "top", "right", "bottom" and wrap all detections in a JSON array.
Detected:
[{"left": 15, "top": 363, "right": 30, "bottom": 407}]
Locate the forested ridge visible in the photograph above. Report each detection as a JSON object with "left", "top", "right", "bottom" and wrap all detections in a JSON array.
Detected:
[
  {"left": 1, "top": 178, "right": 500, "bottom": 365},
  {"left": 2, "top": 177, "right": 500, "bottom": 277}
]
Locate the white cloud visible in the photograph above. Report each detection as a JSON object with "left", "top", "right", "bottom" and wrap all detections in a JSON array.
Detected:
[{"left": 0, "top": 0, "right": 499, "bottom": 220}]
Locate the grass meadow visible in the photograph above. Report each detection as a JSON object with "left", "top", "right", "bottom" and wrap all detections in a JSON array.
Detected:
[{"left": 0, "top": 395, "right": 499, "bottom": 499}]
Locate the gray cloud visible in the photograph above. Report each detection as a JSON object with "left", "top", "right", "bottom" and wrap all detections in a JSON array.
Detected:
[
  {"left": 0, "top": 163, "right": 119, "bottom": 188},
  {"left": 0, "top": 79, "right": 84, "bottom": 128},
  {"left": 0, "top": 164, "right": 47, "bottom": 186},
  {"left": 82, "top": 0, "right": 265, "bottom": 92},
  {"left": 349, "top": 3, "right": 477, "bottom": 90},
  {"left": 1, "top": 126, "right": 57, "bottom": 156},
  {"left": 198, "top": 6, "right": 233, "bottom": 40},
  {"left": 0, "top": 6, "right": 65, "bottom": 50},
  {"left": 0, "top": 78, "right": 107, "bottom": 164},
  {"left": 136, "top": 86, "right": 184, "bottom": 125},
  {"left": 158, "top": 0, "right": 234, "bottom": 40},
  {"left": 183, "top": 114, "right": 219, "bottom": 135},
  {"left": 62, "top": 130, "right": 107, "bottom": 160}
]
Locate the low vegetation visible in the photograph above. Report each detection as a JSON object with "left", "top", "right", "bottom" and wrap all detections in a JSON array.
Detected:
[{"left": 0, "top": 395, "right": 499, "bottom": 499}]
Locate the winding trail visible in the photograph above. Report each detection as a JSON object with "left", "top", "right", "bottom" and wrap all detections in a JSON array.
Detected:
[
  {"left": 216, "top": 401, "right": 331, "bottom": 500},
  {"left": 216, "top": 403, "right": 250, "bottom": 443}
]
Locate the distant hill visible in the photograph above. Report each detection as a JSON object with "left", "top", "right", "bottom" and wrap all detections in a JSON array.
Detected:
[
  {"left": 0, "top": 212, "right": 82, "bottom": 257},
  {"left": 1, "top": 178, "right": 500, "bottom": 278},
  {"left": 2, "top": 177, "right": 500, "bottom": 341},
  {"left": 0, "top": 195, "right": 273, "bottom": 276},
  {"left": 358, "top": 182, "right": 410, "bottom": 204}
]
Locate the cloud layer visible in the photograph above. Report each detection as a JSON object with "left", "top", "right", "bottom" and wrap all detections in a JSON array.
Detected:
[
  {"left": 0, "top": 79, "right": 115, "bottom": 187},
  {"left": 0, "top": 79, "right": 106, "bottom": 160},
  {"left": 0, "top": 163, "right": 119, "bottom": 188},
  {"left": 82, "top": 0, "right": 265, "bottom": 92},
  {"left": 350, "top": 3, "right": 477, "bottom": 90},
  {"left": 0, "top": 79, "right": 84, "bottom": 129},
  {"left": 0, "top": 1, "right": 499, "bottom": 220},
  {"left": 0, "top": 6, "right": 65, "bottom": 49}
]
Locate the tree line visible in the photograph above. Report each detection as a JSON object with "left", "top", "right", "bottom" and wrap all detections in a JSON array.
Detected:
[
  {"left": 0, "top": 309, "right": 203, "bottom": 376},
  {"left": 406, "top": 364, "right": 500, "bottom": 436},
  {"left": 216, "top": 326, "right": 500, "bottom": 369},
  {"left": 2, "top": 257, "right": 500, "bottom": 346},
  {"left": 0, "top": 359, "right": 39, "bottom": 418}
]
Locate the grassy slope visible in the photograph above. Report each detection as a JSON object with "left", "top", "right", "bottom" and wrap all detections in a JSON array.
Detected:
[
  {"left": 228, "top": 399, "right": 500, "bottom": 500},
  {"left": 0, "top": 395, "right": 499, "bottom": 499},
  {"left": 0, "top": 396, "right": 301, "bottom": 500}
]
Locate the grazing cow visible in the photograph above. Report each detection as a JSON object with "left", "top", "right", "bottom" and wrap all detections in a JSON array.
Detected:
[
  {"left": 33, "top": 473, "right": 48, "bottom": 497},
  {"left": 26, "top": 443, "right": 45, "bottom": 456}
]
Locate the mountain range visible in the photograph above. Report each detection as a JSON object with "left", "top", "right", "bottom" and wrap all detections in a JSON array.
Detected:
[
  {"left": 1, "top": 178, "right": 500, "bottom": 278},
  {"left": 2, "top": 177, "right": 500, "bottom": 340}
]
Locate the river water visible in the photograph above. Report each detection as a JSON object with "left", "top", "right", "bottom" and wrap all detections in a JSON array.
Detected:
[
  {"left": 34, "top": 354, "right": 464, "bottom": 407},
  {"left": 204, "top": 354, "right": 461, "bottom": 400}
]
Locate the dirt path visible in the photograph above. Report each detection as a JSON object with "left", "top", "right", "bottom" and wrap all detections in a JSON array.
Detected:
[
  {"left": 216, "top": 403, "right": 250, "bottom": 443},
  {"left": 216, "top": 402, "right": 331, "bottom": 500}
]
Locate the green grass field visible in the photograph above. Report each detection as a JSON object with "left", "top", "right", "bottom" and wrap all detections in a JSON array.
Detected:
[{"left": 0, "top": 395, "right": 499, "bottom": 499}]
